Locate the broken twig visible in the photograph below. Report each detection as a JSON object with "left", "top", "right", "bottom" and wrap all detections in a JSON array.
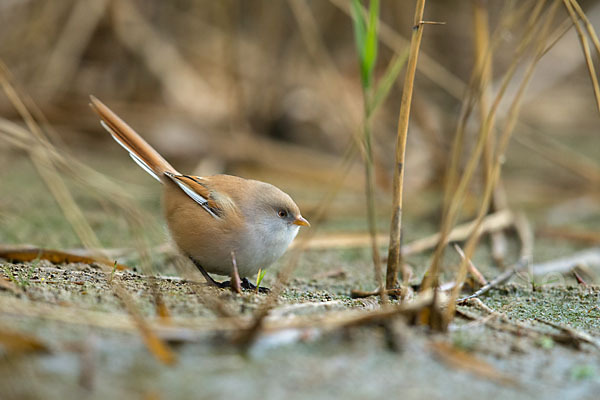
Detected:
[{"left": 453, "top": 244, "right": 487, "bottom": 286}]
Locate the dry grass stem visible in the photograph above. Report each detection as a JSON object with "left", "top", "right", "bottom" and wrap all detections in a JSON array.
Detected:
[
  {"left": 0, "top": 287, "right": 437, "bottom": 342},
  {"left": 472, "top": 0, "right": 493, "bottom": 183},
  {"left": 422, "top": 0, "right": 556, "bottom": 295},
  {"left": 562, "top": 0, "right": 600, "bottom": 113},
  {"left": 0, "top": 64, "right": 177, "bottom": 365},
  {"left": 569, "top": 0, "right": 600, "bottom": 57},
  {"left": 472, "top": 0, "right": 509, "bottom": 268},
  {"left": 441, "top": 1, "right": 539, "bottom": 216},
  {"left": 453, "top": 244, "right": 487, "bottom": 286},
  {"left": 386, "top": 0, "right": 427, "bottom": 289},
  {"left": 0, "top": 63, "right": 102, "bottom": 252},
  {"left": 458, "top": 212, "right": 533, "bottom": 303}
]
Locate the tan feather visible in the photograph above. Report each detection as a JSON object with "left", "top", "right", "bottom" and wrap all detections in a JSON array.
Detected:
[{"left": 89, "top": 95, "right": 178, "bottom": 180}]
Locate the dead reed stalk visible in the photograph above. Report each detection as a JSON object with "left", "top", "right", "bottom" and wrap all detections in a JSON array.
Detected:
[
  {"left": 421, "top": 0, "right": 549, "bottom": 293},
  {"left": 445, "top": 1, "right": 562, "bottom": 321},
  {"left": 385, "top": 0, "right": 427, "bottom": 289},
  {"left": 562, "top": 0, "right": 600, "bottom": 113}
]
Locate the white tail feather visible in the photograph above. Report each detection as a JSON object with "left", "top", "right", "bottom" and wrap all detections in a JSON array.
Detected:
[
  {"left": 129, "top": 153, "right": 161, "bottom": 182},
  {"left": 100, "top": 120, "right": 162, "bottom": 182}
]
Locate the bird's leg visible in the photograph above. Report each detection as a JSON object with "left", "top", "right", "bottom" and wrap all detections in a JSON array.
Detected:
[
  {"left": 188, "top": 257, "right": 229, "bottom": 288},
  {"left": 188, "top": 256, "right": 269, "bottom": 292},
  {"left": 241, "top": 277, "right": 270, "bottom": 293}
]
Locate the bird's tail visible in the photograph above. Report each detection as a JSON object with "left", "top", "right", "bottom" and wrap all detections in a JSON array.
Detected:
[{"left": 89, "top": 95, "right": 178, "bottom": 182}]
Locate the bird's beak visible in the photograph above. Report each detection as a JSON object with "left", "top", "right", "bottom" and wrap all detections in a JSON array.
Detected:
[{"left": 293, "top": 216, "right": 310, "bottom": 227}]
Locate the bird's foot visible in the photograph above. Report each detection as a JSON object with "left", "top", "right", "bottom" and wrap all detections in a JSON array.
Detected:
[
  {"left": 214, "top": 280, "right": 232, "bottom": 289},
  {"left": 202, "top": 278, "right": 270, "bottom": 293},
  {"left": 241, "top": 278, "right": 270, "bottom": 293},
  {"left": 188, "top": 257, "right": 269, "bottom": 293}
]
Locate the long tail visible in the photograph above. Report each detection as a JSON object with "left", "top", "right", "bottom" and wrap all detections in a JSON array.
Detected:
[{"left": 89, "top": 95, "right": 178, "bottom": 182}]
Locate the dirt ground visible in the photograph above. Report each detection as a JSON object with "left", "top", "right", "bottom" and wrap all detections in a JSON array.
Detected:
[
  {"left": 1, "top": 148, "right": 600, "bottom": 400},
  {"left": 1, "top": 258, "right": 600, "bottom": 400}
]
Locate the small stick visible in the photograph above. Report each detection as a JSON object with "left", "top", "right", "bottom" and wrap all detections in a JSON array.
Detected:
[
  {"left": 457, "top": 261, "right": 522, "bottom": 303},
  {"left": 230, "top": 251, "right": 242, "bottom": 295},
  {"left": 453, "top": 244, "right": 488, "bottom": 286},
  {"left": 535, "top": 317, "right": 600, "bottom": 349},
  {"left": 466, "top": 297, "right": 496, "bottom": 315},
  {"left": 458, "top": 212, "right": 533, "bottom": 302},
  {"left": 572, "top": 270, "right": 587, "bottom": 286}
]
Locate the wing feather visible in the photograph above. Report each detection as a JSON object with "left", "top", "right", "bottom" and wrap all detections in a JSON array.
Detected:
[{"left": 165, "top": 173, "right": 224, "bottom": 219}]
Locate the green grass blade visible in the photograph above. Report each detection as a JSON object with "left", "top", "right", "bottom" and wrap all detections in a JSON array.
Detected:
[
  {"left": 369, "top": 49, "right": 409, "bottom": 116},
  {"left": 255, "top": 268, "right": 267, "bottom": 292},
  {"left": 362, "top": 0, "right": 380, "bottom": 90},
  {"left": 351, "top": 0, "right": 367, "bottom": 72}
]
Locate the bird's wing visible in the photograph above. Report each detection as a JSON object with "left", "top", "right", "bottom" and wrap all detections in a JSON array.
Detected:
[{"left": 164, "top": 173, "right": 236, "bottom": 219}]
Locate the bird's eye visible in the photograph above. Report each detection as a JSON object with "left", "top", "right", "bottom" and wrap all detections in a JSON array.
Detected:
[{"left": 277, "top": 209, "right": 288, "bottom": 218}]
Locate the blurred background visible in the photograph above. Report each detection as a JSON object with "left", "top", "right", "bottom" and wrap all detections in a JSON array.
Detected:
[
  {"left": 0, "top": 0, "right": 598, "bottom": 265},
  {"left": 2, "top": 3, "right": 600, "bottom": 398}
]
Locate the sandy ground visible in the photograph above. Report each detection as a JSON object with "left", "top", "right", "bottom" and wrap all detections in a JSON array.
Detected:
[{"left": 1, "top": 149, "right": 600, "bottom": 399}]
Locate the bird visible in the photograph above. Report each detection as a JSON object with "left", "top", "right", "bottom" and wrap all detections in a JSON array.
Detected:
[{"left": 89, "top": 96, "right": 309, "bottom": 291}]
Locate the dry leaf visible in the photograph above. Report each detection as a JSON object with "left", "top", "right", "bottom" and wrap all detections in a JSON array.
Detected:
[
  {"left": 0, "top": 246, "right": 128, "bottom": 270},
  {"left": 0, "top": 328, "right": 50, "bottom": 355},
  {"left": 430, "top": 341, "right": 516, "bottom": 386}
]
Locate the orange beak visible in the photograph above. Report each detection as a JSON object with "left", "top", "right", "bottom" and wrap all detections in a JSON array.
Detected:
[{"left": 293, "top": 216, "right": 310, "bottom": 227}]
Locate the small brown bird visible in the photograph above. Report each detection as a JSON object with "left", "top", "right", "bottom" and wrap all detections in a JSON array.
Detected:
[{"left": 89, "top": 96, "right": 309, "bottom": 290}]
